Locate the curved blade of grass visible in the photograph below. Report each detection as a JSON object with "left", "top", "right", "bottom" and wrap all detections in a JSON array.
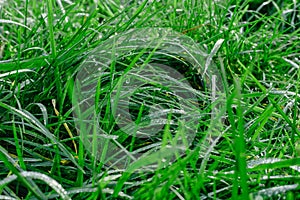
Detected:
[
  {"left": 248, "top": 157, "right": 300, "bottom": 171},
  {"left": 0, "top": 101, "right": 83, "bottom": 172},
  {"left": 0, "top": 146, "right": 46, "bottom": 199},
  {"left": 0, "top": 195, "right": 17, "bottom": 200},
  {"left": 249, "top": 184, "right": 299, "bottom": 199},
  {"left": 0, "top": 171, "right": 71, "bottom": 200},
  {"left": 0, "top": 19, "right": 31, "bottom": 30}
]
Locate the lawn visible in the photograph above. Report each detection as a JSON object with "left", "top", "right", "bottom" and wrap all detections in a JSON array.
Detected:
[{"left": 0, "top": 0, "right": 299, "bottom": 199}]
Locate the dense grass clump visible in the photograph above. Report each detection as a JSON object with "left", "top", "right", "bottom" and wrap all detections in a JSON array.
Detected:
[{"left": 0, "top": 0, "right": 300, "bottom": 199}]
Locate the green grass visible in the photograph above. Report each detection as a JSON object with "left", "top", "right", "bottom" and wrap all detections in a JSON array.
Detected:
[{"left": 0, "top": 0, "right": 300, "bottom": 199}]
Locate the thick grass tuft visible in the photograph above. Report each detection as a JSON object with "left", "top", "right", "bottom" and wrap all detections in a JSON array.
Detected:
[{"left": 0, "top": 0, "right": 300, "bottom": 199}]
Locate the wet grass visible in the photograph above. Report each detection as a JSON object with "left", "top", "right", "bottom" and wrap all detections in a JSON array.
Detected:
[{"left": 0, "top": 0, "right": 300, "bottom": 199}]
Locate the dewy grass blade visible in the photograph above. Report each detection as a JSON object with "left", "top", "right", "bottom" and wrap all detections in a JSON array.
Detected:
[
  {"left": 0, "top": 69, "right": 36, "bottom": 79},
  {"left": 0, "top": 146, "right": 46, "bottom": 200},
  {"left": 12, "top": 116, "right": 26, "bottom": 170},
  {"left": 119, "top": 0, "right": 148, "bottom": 31},
  {"left": 0, "top": 171, "right": 71, "bottom": 200},
  {"left": 204, "top": 39, "right": 224, "bottom": 76},
  {"left": 250, "top": 184, "right": 299, "bottom": 199},
  {"left": 0, "top": 101, "right": 83, "bottom": 172},
  {"left": 248, "top": 157, "right": 300, "bottom": 171},
  {"left": 232, "top": 78, "right": 249, "bottom": 199},
  {"left": 0, "top": 19, "right": 31, "bottom": 31},
  {"left": 26, "top": 103, "right": 49, "bottom": 126}
]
